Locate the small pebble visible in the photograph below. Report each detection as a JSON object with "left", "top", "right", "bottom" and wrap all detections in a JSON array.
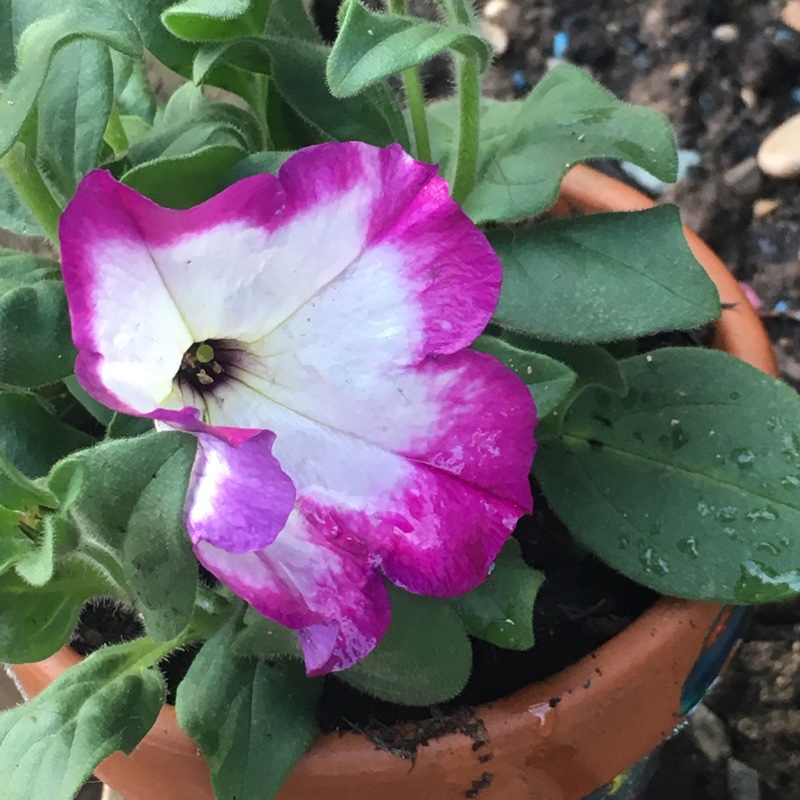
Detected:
[
  {"left": 792, "top": 87, "right": 800, "bottom": 103},
  {"left": 753, "top": 198, "right": 781, "bottom": 217},
  {"left": 482, "top": 0, "right": 509, "bottom": 20},
  {"left": 713, "top": 23, "right": 740, "bottom": 43},
  {"left": 724, "top": 156, "right": 762, "bottom": 197},
  {"left": 688, "top": 704, "right": 733, "bottom": 763},
  {"left": 727, "top": 758, "right": 761, "bottom": 800},
  {"left": 758, "top": 112, "right": 800, "bottom": 177},
  {"left": 783, "top": 0, "right": 800, "bottom": 33},
  {"left": 741, "top": 86, "right": 758, "bottom": 107},
  {"left": 480, "top": 19, "right": 508, "bottom": 55},
  {"left": 511, "top": 70, "right": 530, "bottom": 96},
  {"left": 669, "top": 60, "right": 691, "bottom": 80}
]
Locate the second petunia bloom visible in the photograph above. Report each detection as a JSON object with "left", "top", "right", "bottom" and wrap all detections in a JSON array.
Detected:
[{"left": 59, "top": 141, "right": 537, "bottom": 674}]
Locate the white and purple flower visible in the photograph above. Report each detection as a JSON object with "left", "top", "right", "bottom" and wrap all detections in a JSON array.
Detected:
[{"left": 59, "top": 141, "right": 536, "bottom": 674}]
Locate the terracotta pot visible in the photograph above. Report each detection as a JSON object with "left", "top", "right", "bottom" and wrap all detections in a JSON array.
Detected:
[{"left": 12, "top": 166, "right": 779, "bottom": 800}]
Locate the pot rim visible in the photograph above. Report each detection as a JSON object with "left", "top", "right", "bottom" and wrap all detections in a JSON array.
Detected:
[{"left": 11, "top": 165, "right": 779, "bottom": 800}]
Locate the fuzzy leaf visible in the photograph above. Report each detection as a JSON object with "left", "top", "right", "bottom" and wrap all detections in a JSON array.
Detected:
[
  {"left": 0, "top": 0, "right": 141, "bottom": 158},
  {"left": 0, "top": 249, "right": 59, "bottom": 294},
  {"left": 450, "top": 539, "right": 543, "bottom": 650},
  {"left": 0, "top": 170, "right": 46, "bottom": 237},
  {"left": 429, "top": 65, "right": 678, "bottom": 223},
  {"left": 490, "top": 207, "right": 720, "bottom": 343},
  {"left": 0, "top": 280, "right": 76, "bottom": 387},
  {"left": 338, "top": 586, "right": 472, "bottom": 704},
  {"left": 177, "top": 624, "right": 322, "bottom": 800},
  {"left": 0, "top": 638, "right": 165, "bottom": 800},
  {"left": 328, "top": 0, "right": 490, "bottom": 97},
  {"left": 122, "top": 144, "right": 245, "bottom": 208},
  {"left": 36, "top": 37, "right": 113, "bottom": 198},
  {"left": 536, "top": 348, "right": 800, "bottom": 603},
  {"left": 0, "top": 393, "right": 94, "bottom": 478},
  {"left": 163, "top": 0, "right": 265, "bottom": 41},
  {"left": 0, "top": 561, "right": 102, "bottom": 661},
  {"left": 123, "top": 444, "right": 198, "bottom": 641}
]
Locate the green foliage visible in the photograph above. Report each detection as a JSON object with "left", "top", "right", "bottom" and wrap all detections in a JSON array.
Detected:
[
  {"left": 490, "top": 207, "right": 721, "bottom": 343},
  {"left": 328, "top": 0, "right": 490, "bottom": 97},
  {"left": 337, "top": 586, "right": 472, "bottom": 704},
  {"left": 449, "top": 539, "right": 544, "bottom": 650},
  {"left": 177, "top": 622, "right": 322, "bottom": 800},
  {"left": 536, "top": 349, "right": 800, "bottom": 603},
  {"left": 0, "top": 638, "right": 166, "bottom": 800},
  {"left": 0, "top": 393, "right": 94, "bottom": 478},
  {"left": 36, "top": 38, "right": 113, "bottom": 199},
  {"left": 429, "top": 65, "right": 678, "bottom": 222},
  {"left": 123, "top": 444, "right": 198, "bottom": 640},
  {"left": 162, "top": 0, "right": 266, "bottom": 41},
  {"left": 0, "top": 280, "right": 76, "bottom": 387},
  {"left": 0, "top": 563, "right": 101, "bottom": 662}
]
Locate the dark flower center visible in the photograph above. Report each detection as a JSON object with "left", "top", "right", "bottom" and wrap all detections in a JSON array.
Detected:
[{"left": 177, "top": 340, "right": 227, "bottom": 393}]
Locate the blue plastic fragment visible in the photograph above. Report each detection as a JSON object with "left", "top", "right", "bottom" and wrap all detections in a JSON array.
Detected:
[
  {"left": 511, "top": 70, "right": 530, "bottom": 96},
  {"left": 792, "top": 87, "right": 800, "bottom": 104},
  {"left": 553, "top": 31, "right": 569, "bottom": 58},
  {"left": 775, "top": 300, "right": 790, "bottom": 312}
]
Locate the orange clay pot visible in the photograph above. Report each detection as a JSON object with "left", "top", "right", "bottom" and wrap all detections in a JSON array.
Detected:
[{"left": 12, "top": 165, "right": 779, "bottom": 800}]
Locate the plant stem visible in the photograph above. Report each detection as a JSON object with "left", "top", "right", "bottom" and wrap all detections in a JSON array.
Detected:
[
  {"left": 450, "top": 55, "right": 480, "bottom": 205},
  {"left": 387, "top": 0, "right": 432, "bottom": 162},
  {"left": 104, "top": 105, "right": 129, "bottom": 155},
  {"left": 0, "top": 144, "right": 62, "bottom": 246}
]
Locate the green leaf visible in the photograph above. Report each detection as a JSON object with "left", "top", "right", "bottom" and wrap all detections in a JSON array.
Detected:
[
  {"left": 266, "top": 0, "right": 320, "bottom": 41},
  {"left": 122, "top": 143, "right": 245, "bottom": 208},
  {"left": 0, "top": 393, "right": 94, "bottom": 478},
  {"left": 0, "top": 169, "right": 46, "bottom": 237},
  {"left": 123, "top": 444, "right": 198, "bottom": 641},
  {"left": 0, "top": 0, "right": 53, "bottom": 86},
  {"left": 0, "top": 1, "right": 142, "bottom": 158},
  {"left": 0, "top": 280, "right": 77, "bottom": 387},
  {"left": 0, "top": 638, "right": 165, "bottom": 800},
  {"left": 105, "top": 413, "right": 154, "bottom": 439},
  {"left": 163, "top": 0, "right": 266, "bottom": 42},
  {"left": 0, "top": 561, "right": 102, "bottom": 661},
  {"left": 429, "top": 65, "right": 677, "bottom": 223},
  {"left": 64, "top": 374, "right": 115, "bottom": 426},
  {"left": 535, "top": 348, "right": 800, "bottom": 603},
  {"left": 449, "top": 539, "right": 543, "bottom": 650},
  {"left": 327, "top": 0, "right": 490, "bottom": 97},
  {"left": 472, "top": 334, "right": 576, "bottom": 418},
  {"left": 0, "top": 248, "right": 59, "bottom": 295},
  {"left": 48, "top": 432, "right": 196, "bottom": 573},
  {"left": 36, "top": 38, "right": 113, "bottom": 199},
  {"left": 0, "top": 508, "right": 33, "bottom": 576},
  {"left": 14, "top": 513, "right": 57, "bottom": 586},
  {"left": 489, "top": 207, "right": 720, "bottom": 343},
  {"left": 193, "top": 34, "right": 409, "bottom": 147},
  {"left": 111, "top": 51, "right": 156, "bottom": 124},
  {"left": 224, "top": 150, "right": 294, "bottom": 184},
  {"left": 230, "top": 607, "right": 302, "bottom": 660},
  {"left": 177, "top": 624, "right": 322, "bottom": 800},
  {"left": 338, "top": 586, "right": 472, "bottom": 704},
  {"left": 266, "top": 37, "right": 410, "bottom": 148},
  {"left": 0, "top": 450, "right": 58, "bottom": 512}
]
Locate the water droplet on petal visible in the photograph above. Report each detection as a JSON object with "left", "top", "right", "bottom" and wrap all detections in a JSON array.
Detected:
[
  {"left": 729, "top": 448, "right": 756, "bottom": 469},
  {"left": 677, "top": 537, "right": 699, "bottom": 557}
]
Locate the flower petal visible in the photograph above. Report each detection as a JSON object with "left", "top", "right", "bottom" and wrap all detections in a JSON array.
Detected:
[
  {"left": 193, "top": 513, "right": 391, "bottom": 674},
  {"left": 59, "top": 169, "right": 286, "bottom": 414},
  {"left": 185, "top": 430, "right": 296, "bottom": 553},
  {"left": 191, "top": 349, "right": 534, "bottom": 598}
]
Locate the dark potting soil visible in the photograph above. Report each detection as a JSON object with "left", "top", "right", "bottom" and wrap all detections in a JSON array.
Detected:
[{"left": 70, "top": 484, "right": 656, "bottom": 738}]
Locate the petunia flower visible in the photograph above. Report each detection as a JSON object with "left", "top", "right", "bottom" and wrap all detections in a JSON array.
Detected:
[{"left": 59, "top": 142, "right": 537, "bottom": 674}]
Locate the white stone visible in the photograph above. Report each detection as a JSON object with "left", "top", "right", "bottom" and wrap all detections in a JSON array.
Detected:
[
  {"left": 757, "top": 112, "right": 800, "bottom": 178},
  {"left": 480, "top": 19, "right": 509, "bottom": 55}
]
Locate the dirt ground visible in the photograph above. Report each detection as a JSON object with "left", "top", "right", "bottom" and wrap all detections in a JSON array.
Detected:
[{"left": 477, "top": 0, "right": 800, "bottom": 797}]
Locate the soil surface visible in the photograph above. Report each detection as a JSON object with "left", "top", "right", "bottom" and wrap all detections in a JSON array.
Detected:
[{"left": 477, "top": 0, "right": 800, "bottom": 797}]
